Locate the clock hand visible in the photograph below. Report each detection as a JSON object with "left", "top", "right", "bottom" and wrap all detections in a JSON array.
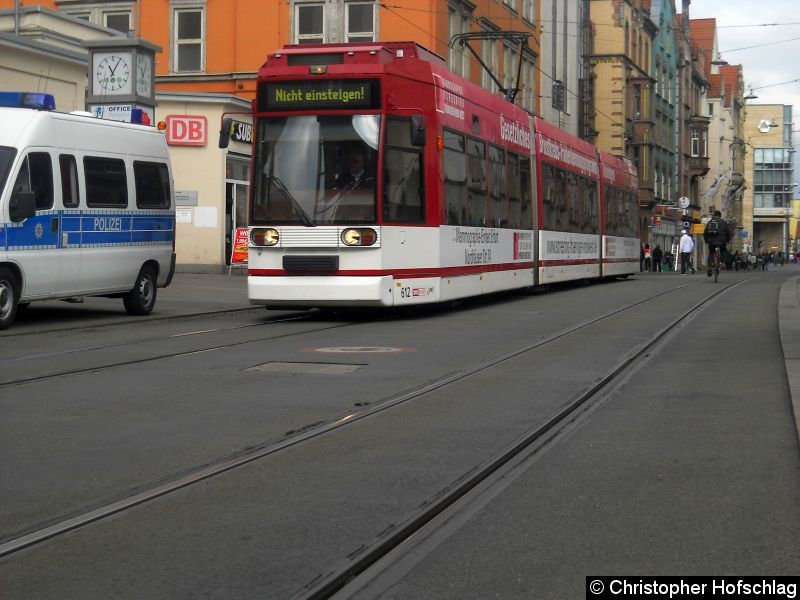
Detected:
[{"left": 109, "top": 58, "right": 120, "bottom": 77}]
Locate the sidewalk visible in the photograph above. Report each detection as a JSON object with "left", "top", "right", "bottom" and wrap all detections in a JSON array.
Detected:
[
  {"left": 157, "top": 271, "right": 252, "bottom": 317},
  {"left": 778, "top": 274, "right": 800, "bottom": 443}
]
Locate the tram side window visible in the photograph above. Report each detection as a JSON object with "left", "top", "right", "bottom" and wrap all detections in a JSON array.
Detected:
[
  {"left": 134, "top": 161, "right": 171, "bottom": 209},
  {"left": 59, "top": 155, "right": 79, "bottom": 208},
  {"left": 542, "top": 163, "right": 566, "bottom": 231},
  {"left": 443, "top": 129, "right": 467, "bottom": 225},
  {"left": 605, "top": 185, "right": 620, "bottom": 236},
  {"left": 567, "top": 172, "right": 579, "bottom": 232},
  {"left": 625, "top": 191, "right": 638, "bottom": 237},
  {"left": 85, "top": 157, "right": 128, "bottom": 207},
  {"left": 519, "top": 156, "right": 532, "bottom": 229},
  {"left": 383, "top": 117, "right": 424, "bottom": 223},
  {"left": 583, "top": 176, "right": 599, "bottom": 234},
  {"left": 466, "top": 137, "right": 487, "bottom": 226},
  {"left": 488, "top": 145, "right": 506, "bottom": 227},
  {"left": 507, "top": 152, "right": 521, "bottom": 228},
  {"left": 12, "top": 152, "right": 53, "bottom": 210}
]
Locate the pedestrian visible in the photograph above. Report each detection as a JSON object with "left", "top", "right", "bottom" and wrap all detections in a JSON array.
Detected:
[
  {"left": 640, "top": 244, "right": 645, "bottom": 272},
  {"left": 643, "top": 243, "right": 652, "bottom": 272},
  {"left": 664, "top": 250, "right": 674, "bottom": 272},
  {"left": 652, "top": 245, "right": 663, "bottom": 272},
  {"left": 679, "top": 230, "right": 694, "bottom": 274}
]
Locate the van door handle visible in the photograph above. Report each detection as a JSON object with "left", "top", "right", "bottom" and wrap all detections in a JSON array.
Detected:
[{"left": 51, "top": 217, "right": 59, "bottom": 234}]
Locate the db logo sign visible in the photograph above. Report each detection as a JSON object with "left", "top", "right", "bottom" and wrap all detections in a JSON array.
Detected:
[{"left": 166, "top": 115, "right": 208, "bottom": 146}]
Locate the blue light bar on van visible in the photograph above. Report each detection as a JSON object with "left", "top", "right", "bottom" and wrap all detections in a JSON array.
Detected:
[{"left": 0, "top": 92, "right": 56, "bottom": 111}]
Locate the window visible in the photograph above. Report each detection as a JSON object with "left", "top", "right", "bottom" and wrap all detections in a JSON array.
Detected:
[
  {"left": 690, "top": 128, "right": 700, "bottom": 157},
  {"left": 105, "top": 11, "right": 131, "bottom": 34},
  {"left": 503, "top": 0, "right": 518, "bottom": 11},
  {"left": 467, "top": 138, "right": 487, "bottom": 225},
  {"left": 448, "top": 5, "right": 471, "bottom": 78},
  {"left": 61, "top": 3, "right": 134, "bottom": 32},
  {"left": 521, "top": 0, "right": 535, "bottom": 23},
  {"left": 503, "top": 45, "right": 516, "bottom": 101},
  {"left": 59, "top": 154, "right": 80, "bottom": 208},
  {"left": 520, "top": 53, "right": 536, "bottom": 113},
  {"left": 346, "top": 2, "right": 375, "bottom": 42},
  {"left": 383, "top": 117, "right": 424, "bottom": 223},
  {"left": 443, "top": 129, "right": 467, "bottom": 225},
  {"left": 480, "top": 34, "right": 499, "bottom": 94},
  {"left": 506, "top": 153, "right": 532, "bottom": 229},
  {"left": 753, "top": 147, "right": 794, "bottom": 210},
  {"left": 296, "top": 3, "right": 325, "bottom": 44},
  {"left": 489, "top": 145, "right": 506, "bottom": 226},
  {"left": 134, "top": 162, "right": 171, "bottom": 209},
  {"left": 174, "top": 8, "right": 203, "bottom": 71},
  {"left": 707, "top": 102, "right": 714, "bottom": 116},
  {"left": 12, "top": 152, "right": 53, "bottom": 211},
  {"left": 85, "top": 157, "right": 127, "bottom": 207}
]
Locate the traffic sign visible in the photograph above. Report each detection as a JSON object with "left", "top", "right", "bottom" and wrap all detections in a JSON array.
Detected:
[{"left": 678, "top": 196, "right": 690, "bottom": 209}]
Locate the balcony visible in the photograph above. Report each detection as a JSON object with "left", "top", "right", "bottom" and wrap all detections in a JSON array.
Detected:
[{"left": 688, "top": 155, "right": 709, "bottom": 177}]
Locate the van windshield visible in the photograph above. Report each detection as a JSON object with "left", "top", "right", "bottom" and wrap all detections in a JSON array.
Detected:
[
  {"left": 0, "top": 146, "right": 18, "bottom": 195},
  {"left": 252, "top": 115, "right": 380, "bottom": 225}
]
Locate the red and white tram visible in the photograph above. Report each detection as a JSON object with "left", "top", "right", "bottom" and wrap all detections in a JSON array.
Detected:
[{"left": 230, "top": 42, "right": 639, "bottom": 308}]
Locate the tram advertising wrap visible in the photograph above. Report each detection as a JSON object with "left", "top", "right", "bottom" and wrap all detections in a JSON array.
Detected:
[{"left": 232, "top": 42, "right": 640, "bottom": 310}]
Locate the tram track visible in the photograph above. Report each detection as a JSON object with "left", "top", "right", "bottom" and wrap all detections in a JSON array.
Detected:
[
  {"left": 298, "top": 279, "right": 748, "bottom": 599},
  {"left": 0, "top": 312, "right": 345, "bottom": 387},
  {"left": 0, "top": 305, "right": 265, "bottom": 339},
  {"left": 0, "top": 281, "right": 731, "bottom": 561}
]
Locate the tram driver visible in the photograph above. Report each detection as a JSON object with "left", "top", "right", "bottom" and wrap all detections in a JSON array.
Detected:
[{"left": 334, "top": 146, "right": 375, "bottom": 190}]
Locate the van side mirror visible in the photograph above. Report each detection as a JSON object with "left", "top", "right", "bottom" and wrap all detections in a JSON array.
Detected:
[
  {"left": 219, "top": 117, "right": 233, "bottom": 149},
  {"left": 9, "top": 190, "right": 35, "bottom": 222},
  {"left": 410, "top": 114, "right": 426, "bottom": 146}
]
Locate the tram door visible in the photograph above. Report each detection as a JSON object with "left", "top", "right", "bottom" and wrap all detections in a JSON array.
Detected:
[{"left": 225, "top": 156, "right": 250, "bottom": 266}]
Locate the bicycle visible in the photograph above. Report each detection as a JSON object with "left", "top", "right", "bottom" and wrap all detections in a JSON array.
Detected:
[{"left": 710, "top": 247, "right": 721, "bottom": 283}]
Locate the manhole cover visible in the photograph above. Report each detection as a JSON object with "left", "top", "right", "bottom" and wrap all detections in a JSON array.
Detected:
[{"left": 245, "top": 362, "right": 362, "bottom": 374}]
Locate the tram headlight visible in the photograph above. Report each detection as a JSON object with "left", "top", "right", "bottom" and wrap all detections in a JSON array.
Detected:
[
  {"left": 341, "top": 228, "right": 377, "bottom": 247},
  {"left": 251, "top": 228, "right": 279, "bottom": 246}
]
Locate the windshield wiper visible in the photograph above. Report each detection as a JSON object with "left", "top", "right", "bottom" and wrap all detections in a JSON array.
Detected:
[{"left": 269, "top": 176, "right": 315, "bottom": 227}]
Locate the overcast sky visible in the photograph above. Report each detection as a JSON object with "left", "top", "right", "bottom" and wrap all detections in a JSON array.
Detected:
[{"left": 687, "top": 1, "right": 800, "bottom": 140}]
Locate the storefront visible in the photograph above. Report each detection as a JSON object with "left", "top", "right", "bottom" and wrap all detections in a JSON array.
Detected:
[{"left": 155, "top": 92, "right": 252, "bottom": 272}]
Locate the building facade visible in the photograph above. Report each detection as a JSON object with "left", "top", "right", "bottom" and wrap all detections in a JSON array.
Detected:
[
  {"left": 743, "top": 104, "right": 795, "bottom": 255},
  {"left": 1, "top": 0, "right": 542, "bottom": 270},
  {"left": 539, "top": 0, "right": 587, "bottom": 137},
  {"left": 589, "top": 0, "right": 657, "bottom": 241}
]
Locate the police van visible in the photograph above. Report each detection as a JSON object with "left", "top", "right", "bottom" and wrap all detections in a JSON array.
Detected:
[{"left": 0, "top": 92, "right": 175, "bottom": 329}]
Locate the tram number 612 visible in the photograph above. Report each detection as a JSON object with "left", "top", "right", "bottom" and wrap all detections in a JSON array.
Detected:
[{"left": 400, "top": 286, "right": 412, "bottom": 299}]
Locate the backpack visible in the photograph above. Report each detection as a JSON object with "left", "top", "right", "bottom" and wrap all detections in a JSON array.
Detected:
[{"left": 706, "top": 220, "right": 719, "bottom": 235}]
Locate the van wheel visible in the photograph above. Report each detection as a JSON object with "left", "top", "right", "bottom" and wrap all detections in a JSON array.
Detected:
[
  {"left": 0, "top": 268, "right": 19, "bottom": 330},
  {"left": 123, "top": 267, "right": 157, "bottom": 316}
]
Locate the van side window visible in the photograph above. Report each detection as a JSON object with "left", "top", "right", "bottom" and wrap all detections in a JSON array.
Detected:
[
  {"left": 133, "top": 161, "right": 171, "bottom": 209},
  {"left": 85, "top": 156, "right": 128, "bottom": 207},
  {"left": 59, "top": 154, "right": 80, "bottom": 208},
  {"left": 12, "top": 152, "right": 54, "bottom": 210}
]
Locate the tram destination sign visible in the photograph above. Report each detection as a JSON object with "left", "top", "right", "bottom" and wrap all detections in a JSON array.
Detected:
[{"left": 259, "top": 79, "right": 380, "bottom": 111}]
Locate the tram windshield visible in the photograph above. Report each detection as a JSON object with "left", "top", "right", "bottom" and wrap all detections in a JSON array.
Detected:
[{"left": 252, "top": 114, "right": 380, "bottom": 225}]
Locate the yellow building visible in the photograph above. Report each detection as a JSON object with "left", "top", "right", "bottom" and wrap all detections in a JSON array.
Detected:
[
  {"left": 589, "top": 0, "right": 656, "bottom": 238},
  {"left": 743, "top": 104, "right": 794, "bottom": 254}
]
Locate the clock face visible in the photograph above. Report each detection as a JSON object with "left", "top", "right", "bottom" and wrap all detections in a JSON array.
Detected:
[
  {"left": 95, "top": 53, "right": 131, "bottom": 93},
  {"left": 136, "top": 54, "right": 152, "bottom": 97}
]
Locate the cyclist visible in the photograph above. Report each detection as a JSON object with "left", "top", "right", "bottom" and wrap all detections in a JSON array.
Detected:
[{"left": 703, "top": 210, "right": 732, "bottom": 277}]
